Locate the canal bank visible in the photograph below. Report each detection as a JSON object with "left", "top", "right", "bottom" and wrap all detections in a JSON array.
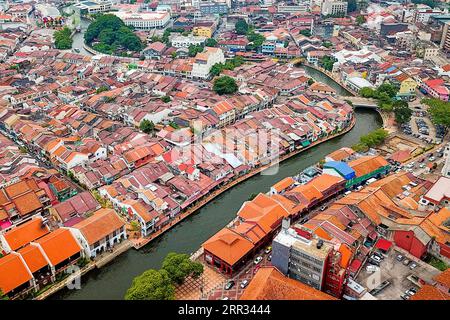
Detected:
[{"left": 53, "top": 109, "right": 382, "bottom": 300}]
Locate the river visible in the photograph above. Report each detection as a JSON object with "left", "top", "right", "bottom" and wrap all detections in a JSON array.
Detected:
[{"left": 51, "top": 47, "right": 381, "bottom": 300}]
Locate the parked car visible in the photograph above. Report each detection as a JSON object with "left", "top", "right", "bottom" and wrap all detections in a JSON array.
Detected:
[
  {"left": 406, "top": 287, "right": 417, "bottom": 296},
  {"left": 267, "top": 254, "right": 272, "bottom": 261},
  {"left": 396, "top": 254, "right": 404, "bottom": 262},
  {"left": 368, "top": 259, "right": 380, "bottom": 266},
  {"left": 403, "top": 258, "right": 411, "bottom": 266},
  {"left": 240, "top": 280, "right": 249, "bottom": 289},
  {"left": 372, "top": 251, "right": 385, "bottom": 260},
  {"left": 370, "top": 255, "right": 382, "bottom": 263},
  {"left": 409, "top": 262, "right": 418, "bottom": 270},
  {"left": 429, "top": 156, "right": 436, "bottom": 162},
  {"left": 366, "top": 265, "right": 380, "bottom": 273},
  {"left": 254, "top": 256, "right": 263, "bottom": 265},
  {"left": 224, "top": 280, "right": 235, "bottom": 290},
  {"left": 401, "top": 293, "right": 410, "bottom": 300},
  {"left": 264, "top": 246, "right": 272, "bottom": 254},
  {"left": 222, "top": 296, "right": 229, "bottom": 300}
]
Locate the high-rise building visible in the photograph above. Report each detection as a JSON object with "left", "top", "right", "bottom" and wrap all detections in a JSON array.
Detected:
[{"left": 321, "top": 0, "right": 347, "bottom": 16}]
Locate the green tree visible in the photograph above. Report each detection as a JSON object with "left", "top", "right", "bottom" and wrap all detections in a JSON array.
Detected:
[
  {"left": 0, "top": 289, "right": 8, "bottom": 300},
  {"left": 188, "top": 44, "right": 204, "bottom": 57},
  {"left": 84, "top": 14, "right": 143, "bottom": 53},
  {"left": 140, "top": 119, "right": 155, "bottom": 134},
  {"left": 422, "top": 98, "right": 450, "bottom": 127},
  {"left": 161, "top": 252, "right": 204, "bottom": 285},
  {"left": 235, "top": 19, "right": 249, "bottom": 35},
  {"left": 96, "top": 86, "right": 109, "bottom": 94},
  {"left": 320, "top": 56, "right": 336, "bottom": 71},
  {"left": 213, "top": 76, "right": 238, "bottom": 95},
  {"left": 360, "top": 87, "right": 376, "bottom": 98},
  {"left": 54, "top": 27, "right": 73, "bottom": 50},
  {"left": 356, "top": 15, "right": 366, "bottom": 25},
  {"left": 246, "top": 31, "right": 265, "bottom": 50},
  {"left": 161, "top": 96, "right": 171, "bottom": 103},
  {"left": 393, "top": 100, "right": 412, "bottom": 124},
  {"left": 322, "top": 41, "right": 332, "bottom": 48},
  {"left": 300, "top": 29, "right": 311, "bottom": 37},
  {"left": 125, "top": 269, "right": 175, "bottom": 300},
  {"left": 205, "top": 38, "right": 217, "bottom": 47}
]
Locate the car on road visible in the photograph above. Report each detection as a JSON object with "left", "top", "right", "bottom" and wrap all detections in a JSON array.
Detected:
[
  {"left": 396, "top": 254, "right": 404, "bottom": 262},
  {"left": 240, "top": 280, "right": 249, "bottom": 289},
  {"left": 222, "top": 297, "right": 229, "bottom": 300},
  {"left": 409, "top": 262, "right": 418, "bottom": 270},
  {"left": 267, "top": 254, "right": 272, "bottom": 261},
  {"left": 224, "top": 280, "right": 235, "bottom": 290},
  {"left": 320, "top": 205, "right": 327, "bottom": 211},
  {"left": 254, "top": 256, "right": 263, "bottom": 265},
  {"left": 264, "top": 246, "right": 272, "bottom": 254},
  {"left": 403, "top": 258, "right": 411, "bottom": 266}
]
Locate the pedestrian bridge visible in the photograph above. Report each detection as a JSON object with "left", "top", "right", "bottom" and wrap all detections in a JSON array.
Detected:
[{"left": 340, "top": 96, "right": 378, "bottom": 109}]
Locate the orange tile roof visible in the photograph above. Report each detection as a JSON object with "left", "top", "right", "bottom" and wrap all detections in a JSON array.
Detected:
[
  {"left": 202, "top": 228, "right": 254, "bottom": 267},
  {"left": 308, "top": 174, "right": 344, "bottom": 193},
  {"left": 12, "top": 191, "right": 43, "bottom": 216},
  {"left": 0, "top": 253, "right": 32, "bottom": 294},
  {"left": 2, "top": 217, "right": 49, "bottom": 251},
  {"left": 410, "top": 285, "right": 449, "bottom": 300},
  {"left": 348, "top": 155, "right": 389, "bottom": 177},
  {"left": 17, "top": 244, "right": 48, "bottom": 273},
  {"left": 35, "top": 229, "right": 82, "bottom": 266},
  {"left": 73, "top": 208, "right": 125, "bottom": 245},
  {"left": 240, "top": 266, "right": 337, "bottom": 300},
  {"left": 434, "top": 269, "right": 450, "bottom": 288},
  {"left": 271, "top": 177, "right": 295, "bottom": 193},
  {"left": 291, "top": 184, "right": 323, "bottom": 203}
]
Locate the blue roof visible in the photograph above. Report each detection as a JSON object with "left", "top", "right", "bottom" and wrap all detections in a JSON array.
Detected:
[{"left": 323, "top": 161, "right": 355, "bottom": 179}]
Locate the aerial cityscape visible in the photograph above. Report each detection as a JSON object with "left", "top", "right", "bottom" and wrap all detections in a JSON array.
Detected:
[{"left": 0, "top": 0, "right": 449, "bottom": 303}]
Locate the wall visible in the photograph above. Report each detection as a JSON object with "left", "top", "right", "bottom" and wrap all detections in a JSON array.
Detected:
[{"left": 393, "top": 230, "right": 427, "bottom": 259}]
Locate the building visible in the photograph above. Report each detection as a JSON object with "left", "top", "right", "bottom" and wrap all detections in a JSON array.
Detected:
[
  {"left": 171, "top": 35, "right": 207, "bottom": 48},
  {"left": 111, "top": 11, "right": 170, "bottom": 30},
  {"left": 191, "top": 47, "right": 225, "bottom": 79},
  {"left": 414, "top": 7, "right": 443, "bottom": 24},
  {"left": 272, "top": 221, "right": 334, "bottom": 291},
  {"left": 411, "top": 269, "right": 450, "bottom": 300},
  {"left": 240, "top": 266, "right": 337, "bottom": 300},
  {"left": 193, "top": 22, "right": 216, "bottom": 38},
  {"left": 74, "top": 0, "right": 113, "bottom": 15},
  {"left": 345, "top": 77, "right": 375, "bottom": 94},
  {"left": 69, "top": 208, "right": 127, "bottom": 258},
  {"left": 199, "top": 2, "right": 229, "bottom": 15},
  {"left": 321, "top": 0, "right": 347, "bottom": 17},
  {"left": 440, "top": 21, "right": 450, "bottom": 52},
  {"left": 441, "top": 143, "right": 450, "bottom": 178}
]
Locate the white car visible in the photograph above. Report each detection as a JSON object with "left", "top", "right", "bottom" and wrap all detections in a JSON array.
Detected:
[
  {"left": 366, "top": 265, "right": 380, "bottom": 273},
  {"left": 253, "top": 256, "right": 263, "bottom": 265},
  {"left": 429, "top": 156, "right": 436, "bottom": 162},
  {"left": 419, "top": 163, "right": 425, "bottom": 168},
  {"left": 240, "top": 280, "right": 249, "bottom": 289}
]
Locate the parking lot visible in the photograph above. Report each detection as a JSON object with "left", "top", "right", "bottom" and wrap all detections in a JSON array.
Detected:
[{"left": 356, "top": 246, "right": 441, "bottom": 300}]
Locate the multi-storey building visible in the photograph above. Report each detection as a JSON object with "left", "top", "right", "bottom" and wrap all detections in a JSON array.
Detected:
[
  {"left": 321, "top": 0, "right": 347, "bottom": 17},
  {"left": 111, "top": 11, "right": 170, "bottom": 30},
  {"left": 191, "top": 47, "right": 225, "bottom": 79}
]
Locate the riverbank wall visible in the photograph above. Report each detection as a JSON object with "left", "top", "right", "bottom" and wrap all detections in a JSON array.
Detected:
[{"left": 133, "top": 115, "right": 357, "bottom": 250}]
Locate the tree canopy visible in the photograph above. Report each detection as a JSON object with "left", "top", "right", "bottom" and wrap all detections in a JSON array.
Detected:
[
  {"left": 300, "top": 29, "right": 311, "bottom": 37},
  {"left": 235, "top": 19, "right": 249, "bottom": 35},
  {"left": 84, "top": 14, "right": 143, "bottom": 54},
  {"left": 360, "top": 82, "right": 399, "bottom": 111},
  {"left": 188, "top": 44, "right": 204, "bottom": 57},
  {"left": 54, "top": 27, "right": 73, "bottom": 50},
  {"left": 422, "top": 98, "right": 450, "bottom": 128},
  {"left": 161, "top": 252, "right": 204, "bottom": 285},
  {"left": 320, "top": 56, "right": 336, "bottom": 71},
  {"left": 356, "top": 15, "right": 366, "bottom": 25},
  {"left": 205, "top": 38, "right": 218, "bottom": 47},
  {"left": 393, "top": 100, "right": 412, "bottom": 125},
  {"left": 124, "top": 269, "right": 175, "bottom": 300},
  {"left": 140, "top": 119, "right": 155, "bottom": 134},
  {"left": 246, "top": 31, "right": 265, "bottom": 50},
  {"left": 352, "top": 128, "right": 389, "bottom": 152},
  {"left": 213, "top": 76, "right": 238, "bottom": 95},
  {"left": 210, "top": 56, "right": 244, "bottom": 76}
]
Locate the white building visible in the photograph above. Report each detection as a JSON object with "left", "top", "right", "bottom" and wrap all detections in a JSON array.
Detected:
[
  {"left": 414, "top": 7, "right": 443, "bottom": 24},
  {"left": 321, "top": 0, "right": 347, "bottom": 16},
  {"left": 171, "top": 35, "right": 207, "bottom": 48},
  {"left": 442, "top": 143, "right": 450, "bottom": 178},
  {"left": 74, "top": 0, "right": 113, "bottom": 14},
  {"left": 69, "top": 208, "right": 127, "bottom": 258},
  {"left": 112, "top": 11, "right": 170, "bottom": 30},
  {"left": 345, "top": 77, "right": 375, "bottom": 93},
  {"left": 191, "top": 47, "right": 225, "bottom": 79}
]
